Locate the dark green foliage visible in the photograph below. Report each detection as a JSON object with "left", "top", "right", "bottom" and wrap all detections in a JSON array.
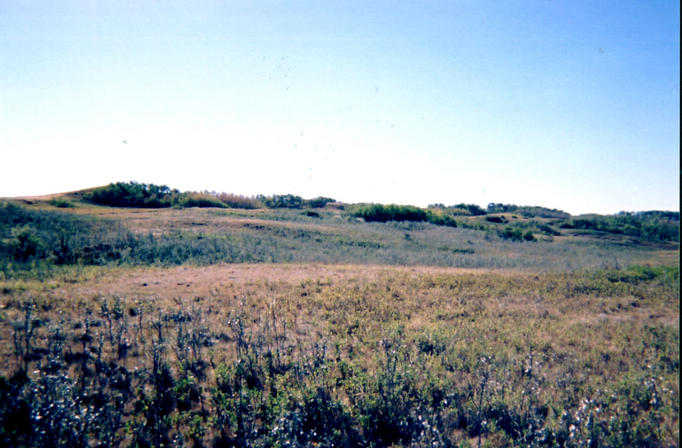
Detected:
[
  {"left": 257, "top": 194, "right": 305, "bottom": 209},
  {"left": 498, "top": 226, "right": 536, "bottom": 242},
  {"left": 353, "top": 204, "right": 429, "bottom": 223},
  {"left": 257, "top": 194, "right": 335, "bottom": 209},
  {"left": 306, "top": 196, "right": 336, "bottom": 208},
  {"left": 48, "top": 198, "right": 75, "bottom": 208},
  {"left": 83, "top": 182, "right": 182, "bottom": 208},
  {"left": 81, "top": 182, "right": 337, "bottom": 211},
  {"left": 500, "top": 226, "right": 524, "bottom": 241},
  {"left": 83, "top": 183, "right": 232, "bottom": 209},
  {"left": 453, "top": 203, "right": 487, "bottom": 216},
  {"left": 5, "top": 225, "right": 46, "bottom": 262},
  {"left": 486, "top": 215, "right": 507, "bottom": 224},
  {"left": 426, "top": 210, "right": 457, "bottom": 227}
]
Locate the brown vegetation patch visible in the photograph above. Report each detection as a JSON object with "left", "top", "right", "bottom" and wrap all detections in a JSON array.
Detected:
[{"left": 49, "top": 263, "right": 491, "bottom": 301}]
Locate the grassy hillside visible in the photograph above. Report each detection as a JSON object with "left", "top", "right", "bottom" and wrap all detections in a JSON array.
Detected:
[
  {"left": 0, "top": 182, "right": 678, "bottom": 278},
  {"left": 0, "top": 183, "right": 678, "bottom": 447}
]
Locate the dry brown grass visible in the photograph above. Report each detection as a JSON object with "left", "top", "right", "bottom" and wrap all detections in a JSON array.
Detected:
[{"left": 0, "top": 262, "right": 678, "bottom": 446}]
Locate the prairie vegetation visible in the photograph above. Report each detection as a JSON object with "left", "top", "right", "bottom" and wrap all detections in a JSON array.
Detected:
[
  {"left": 0, "top": 185, "right": 678, "bottom": 447},
  {"left": 82, "top": 182, "right": 336, "bottom": 212},
  {"left": 0, "top": 264, "right": 677, "bottom": 447},
  {"left": 352, "top": 204, "right": 458, "bottom": 228}
]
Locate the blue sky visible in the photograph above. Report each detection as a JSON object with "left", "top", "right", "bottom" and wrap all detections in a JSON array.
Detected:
[{"left": 1, "top": 1, "right": 679, "bottom": 214}]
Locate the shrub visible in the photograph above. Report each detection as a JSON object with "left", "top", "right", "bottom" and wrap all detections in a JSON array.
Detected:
[
  {"left": 48, "top": 198, "right": 75, "bottom": 208},
  {"left": 453, "top": 203, "right": 487, "bottom": 216},
  {"left": 499, "top": 226, "right": 523, "bottom": 241},
  {"left": 305, "top": 197, "right": 336, "bottom": 208},
  {"left": 83, "top": 182, "right": 181, "bottom": 208},
  {"left": 353, "top": 204, "right": 428, "bottom": 223},
  {"left": 4, "top": 226, "right": 45, "bottom": 262},
  {"left": 486, "top": 216, "right": 507, "bottom": 224},
  {"left": 426, "top": 210, "right": 457, "bottom": 227},
  {"left": 536, "top": 223, "right": 561, "bottom": 236},
  {"left": 257, "top": 194, "right": 304, "bottom": 209}
]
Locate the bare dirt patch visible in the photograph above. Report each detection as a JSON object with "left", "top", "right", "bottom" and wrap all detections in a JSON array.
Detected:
[{"left": 51, "top": 263, "right": 490, "bottom": 301}]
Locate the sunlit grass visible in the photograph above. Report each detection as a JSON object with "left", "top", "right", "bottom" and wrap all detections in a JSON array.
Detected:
[{"left": 0, "top": 264, "right": 677, "bottom": 446}]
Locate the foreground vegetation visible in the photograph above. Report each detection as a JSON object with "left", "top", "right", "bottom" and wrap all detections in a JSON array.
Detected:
[
  {"left": 0, "top": 264, "right": 677, "bottom": 447},
  {"left": 0, "top": 183, "right": 678, "bottom": 446}
]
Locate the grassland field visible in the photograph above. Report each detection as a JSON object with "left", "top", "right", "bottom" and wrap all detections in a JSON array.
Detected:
[{"left": 0, "top": 190, "right": 678, "bottom": 447}]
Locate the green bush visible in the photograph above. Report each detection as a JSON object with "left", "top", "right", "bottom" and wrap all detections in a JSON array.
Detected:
[
  {"left": 306, "top": 196, "right": 336, "bottom": 208},
  {"left": 303, "top": 210, "right": 321, "bottom": 218},
  {"left": 486, "top": 216, "right": 507, "bottom": 224},
  {"left": 453, "top": 203, "right": 487, "bottom": 216},
  {"left": 353, "top": 204, "right": 429, "bottom": 223},
  {"left": 426, "top": 210, "right": 457, "bottom": 227},
  {"left": 499, "top": 226, "right": 523, "bottom": 241},
  {"left": 48, "top": 198, "right": 75, "bottom": 208},
  {"left": 4, "top": 226, "right": 46, "bottom": 262},
  {"left": 257, "top": 194, "right": 305, "bottom": 209},
  {"left": 536, "top": 223, "right": 561, "bottom": 236},
  {"left": 83, "top": 182, "right": 181, "bottom": 208}
]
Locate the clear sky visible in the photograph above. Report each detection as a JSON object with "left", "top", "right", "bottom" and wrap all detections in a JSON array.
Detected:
[{"left": 1, "top": 1, "right": 679, "bottom": 214}]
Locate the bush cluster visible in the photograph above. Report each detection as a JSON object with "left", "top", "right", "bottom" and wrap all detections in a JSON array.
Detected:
[
  {"left": 561, "top": 212, "right": 679, "bottom": 241},
  {"left": 499, "top": 226, "right": 535, "bottom": 242},
  {"left": 354, "top": 204, "right": 429, "bottom": 223},
  {"left": 83, "top": 182, "right": 182, "bottom": 208},
  {"left": 486, "top": 203, "right": 570, "bottom": 219},
  {"left": 256, "top": 194, "right": 335, "bottom": 209},
  {"left": 352, "top": 204, "right": 457, "bottom": 228},
  {"left": 83, "top": 182, "right": 336, "bottom": 211}
]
